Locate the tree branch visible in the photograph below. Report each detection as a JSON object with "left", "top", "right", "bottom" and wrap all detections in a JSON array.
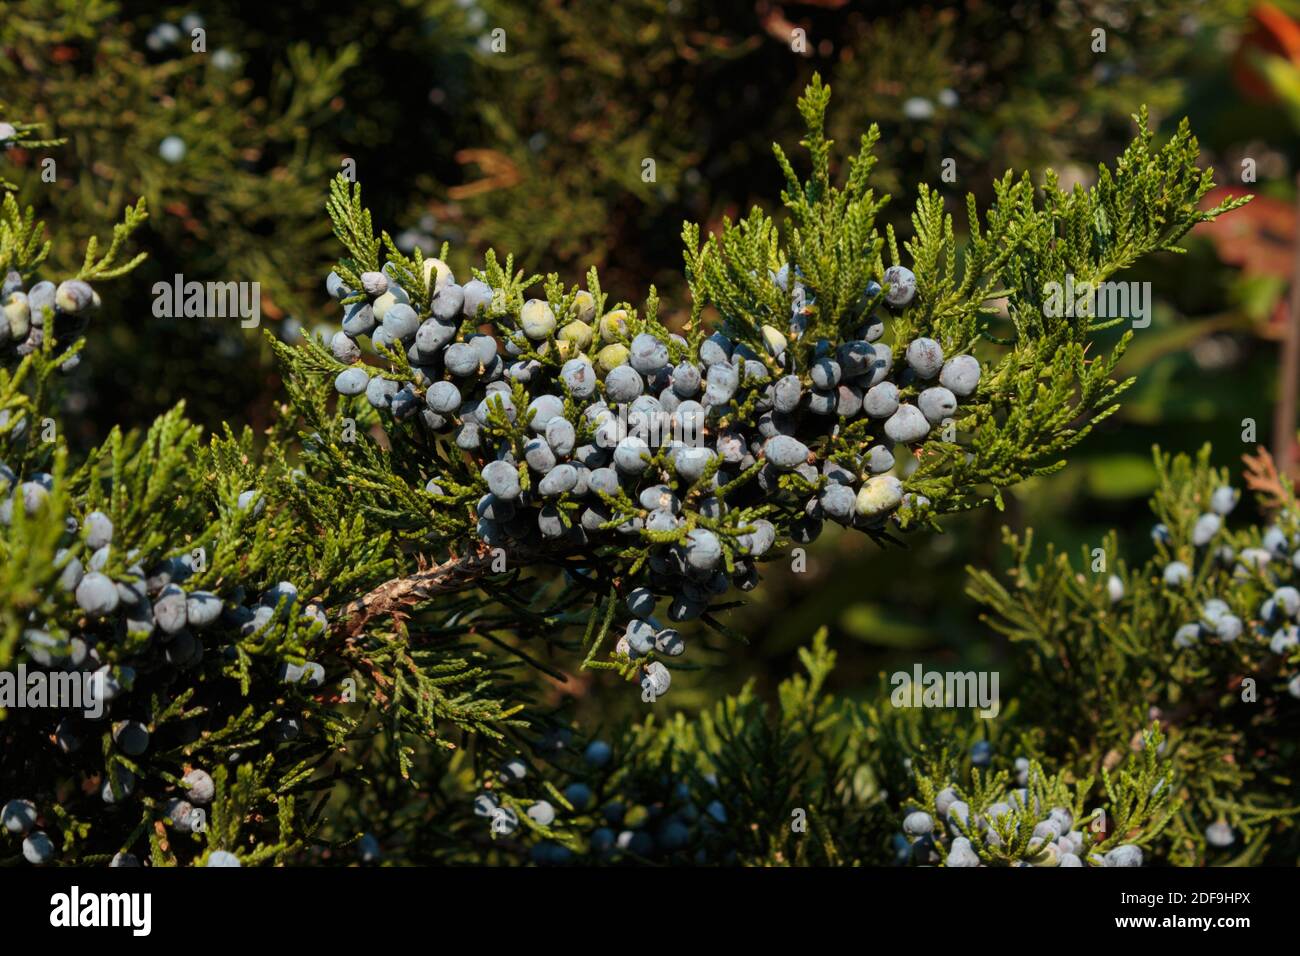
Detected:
[{"left": 335, "top": 543, "right": 522, "bottom": 642}]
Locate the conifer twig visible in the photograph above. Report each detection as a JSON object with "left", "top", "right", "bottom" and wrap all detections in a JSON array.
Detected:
[
  {"left": 1242, "top": 445, "right": 1291, "bottom": 511},
  {"left": 336, "top": 543, "right": 538, "bottom": 641}
]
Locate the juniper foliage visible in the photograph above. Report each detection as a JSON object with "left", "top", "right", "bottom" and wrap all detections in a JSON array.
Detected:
[
  {"left": 280, "top": 76, "right": 1241, "bottom": 689},
  {"left": 0, "top": 118, "right": 495, "bottom": 865},
  {"left": 0, "top": 80, "right": 1250, "bottom": 867},
  {"left": 322, "top": 628, "right": 1185, "bottom": 866},
  {"left": 967, "top": 446, "right": 1300, "bottom": 865}
]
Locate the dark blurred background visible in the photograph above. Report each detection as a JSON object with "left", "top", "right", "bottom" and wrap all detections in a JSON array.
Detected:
[{"left": 6, "top": 0, "right": 1300, "bottom": 720}]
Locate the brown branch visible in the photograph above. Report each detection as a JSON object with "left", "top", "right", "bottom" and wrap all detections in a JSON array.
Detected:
[
  {"left": 333, "top": 537, "right": 614, "bottom": 647},
  {"left": 334, "top": 543, "right": 522, "bottom": 643},
  {"left": 448, "top": 149, "right": 521, "bottom": 200},
  {"left": 1241, "top": 445, "right": 1293, "bottom": 512},
  {"left": 1271, "top": 173, "right": 1300, "bottom": 480}
]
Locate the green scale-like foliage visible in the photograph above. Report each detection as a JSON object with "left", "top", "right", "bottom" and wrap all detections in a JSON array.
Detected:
[
  {"left": 0, "top": 78, "right": 1255, "bottom": 867},
  {"left": 402, "top": 449, "right": 1293, "bottom": 868},
  {"left": 277, "top": 76, "right": 1242, "bottom": 696},
  {"left": 0, "top": 119, "right": 538, "bottom": 866},
  {"left": 968, "top": 446, "right": 1300, "bottom": 865},
  {"left": 315, "top": 628, "right": 1185, "bottom": 866}
]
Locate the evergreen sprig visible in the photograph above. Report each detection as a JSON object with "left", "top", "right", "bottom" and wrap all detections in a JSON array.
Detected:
[{"left": 967, "top": 445, "right": 1300, "bottom": 864}]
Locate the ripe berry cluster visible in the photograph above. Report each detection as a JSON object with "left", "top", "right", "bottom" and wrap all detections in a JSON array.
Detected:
[
  {"left": 325, "top": 253, "right": 981, "bottom": 697},
  {"left": 0, "top": 462, "right": 330, "bottom": 864},
  {"left": 897, "top": 749, "right": 1145, "bottom": 868},
  {"left": 1155, "top": 484, "right": 1300, "bottom": 699},
  {"left": 3, "top": 768, "right": 216, "bottom": 866},
  {"left": 1, "top": 271, "right": 99, "bottom": 371}
]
